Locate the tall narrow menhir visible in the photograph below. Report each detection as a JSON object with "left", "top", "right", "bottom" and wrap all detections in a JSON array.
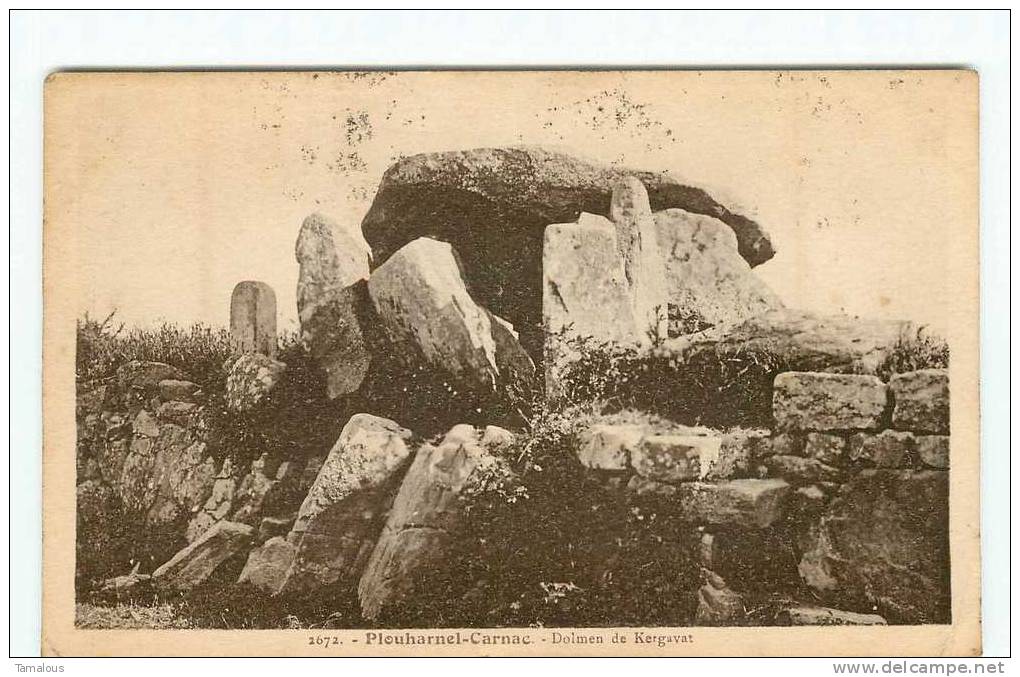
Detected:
[{"left": 230, "top": 281, "right": 278, "bottom": 357}]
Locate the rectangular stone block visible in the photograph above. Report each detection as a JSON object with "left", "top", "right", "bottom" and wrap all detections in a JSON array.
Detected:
[
  {"left": 848, "top": 430, "right": 915, "bottom": 468},
  {"left": 804, "top": 432, "right": 846, "bottom": 465},
  {"left": 631, "top": 434, "right": 722, "bottom": 483},
  {"left": 765, "top": 455, "right": 845, "bottom": 484},
  {"left": 890, "top": 369, "right": 949, "bottom": 434},
  {"left": 576, "top": 424, "right": 643, "bottom": 471},
  {"left": 672, "top": 478, "right": 791, "bottom": 529},
  {"left": 772, "top": 372, "right": 888, "bottom": 431}
]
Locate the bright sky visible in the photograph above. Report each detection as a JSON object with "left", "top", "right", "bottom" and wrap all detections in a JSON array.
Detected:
[{"left": 46, "top": 70, "right": 976, "bottom": 337}]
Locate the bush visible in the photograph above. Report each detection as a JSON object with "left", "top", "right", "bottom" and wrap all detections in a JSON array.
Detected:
[
  {"left": 76, "top": 312, "right": 234, "bottom": 386},
  {"left": 875, "top": 326, "right": 949, "bottom": 381}
]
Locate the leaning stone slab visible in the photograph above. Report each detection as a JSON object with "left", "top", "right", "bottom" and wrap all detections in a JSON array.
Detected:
[
  {"left": 152, "top": 520, "right": 254, "bottom": 592},
  {"left": 237, "top": 536, "right": 297, "bottom": 596},
  {"left": 543, "top": 213, "right": 638, "bottom": 400},
  {"left": 890, "top": 369, "right": 949, "bottom": 434},
  {"left": 358, "top": 425, "right": 512, "bottom": 620},
  {"left": 772, "top": 372, "right": 887, "bottom": 431},
  {"left": 368, "top": 237, "right": 535, "bottom": 405},
  {"left": 776, "top": 606, "right": 887, "bottom": 626},
  {"left": 225, "top": 353, "right": 287, "bottom": 412},
  {"left": 279, "top": 414, "right": 414, "bottom": 594},
  {"left": 671, "top": 478, "right": 790, "bottom": 529},
  {"left": 230, "top": 281, "right": 278, "bottom": 357},
  {"left": 631, "top": 434, "right": 722, "bottom": 483},
  {"left": 610, "top": 177, "right": 669, "bottom": 341}
]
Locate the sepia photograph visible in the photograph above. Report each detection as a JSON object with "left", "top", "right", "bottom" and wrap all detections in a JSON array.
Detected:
[{"left": 37, "top": 67, "right": 983, "bottom": 657}]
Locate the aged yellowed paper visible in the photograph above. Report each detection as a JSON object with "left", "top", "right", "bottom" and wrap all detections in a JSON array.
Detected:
[{"left": 43, "top": 70, "right": 979, "bottom": 656}]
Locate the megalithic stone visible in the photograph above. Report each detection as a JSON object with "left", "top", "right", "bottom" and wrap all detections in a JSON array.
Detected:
[
  {"left": 542, "top": 213, "right": 638, "bottom": 402},
  {"left": 610, "top": 176, "right": 669, "bottom": 343},
  {"left": 230, "top": 281, "right": 278, "bottom": 357}
]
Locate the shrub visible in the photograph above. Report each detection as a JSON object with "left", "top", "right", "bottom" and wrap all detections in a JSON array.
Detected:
[
  {"left": 875, "top": 326, "right": 950, "bottom": 381},
  {"left": 76, "top": 312, "right": 234, "bottom": 386}
]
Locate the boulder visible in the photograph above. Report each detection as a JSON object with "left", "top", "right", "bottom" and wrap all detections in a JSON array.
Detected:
[
  {"left": 361, "top": 147, "right": 775, "bottom": 360},
  {"left": 225, "top": 352, "right": 287, "bottom": 412},
  {"left": 116, "top": 361, "right": 186, "bottom": 398},
  {"left": 542, "top": 213, "right": 638, "bottom": 400},
  {"left": 237, "top": 536, "right": 297, "bottom": 595},
  {"left": 155, "top": 400, "right": 198, "bottom": 425},
  {"left": 610, "top": 177, "right": 668, "bottom": 340},
  {"left": 776, "top": 606, "right": 887, "bottom": 626},
  {"left": 358, "top": 424, "right": 511, "bottom": 620},
  {"left": 659, "top": 309, "right": 914, "bottom": 375},
  {"left": 916, "top": 435, "right": 950, "bottom": 469},
  {"left": 247, "top": 414, "right": 414, "bottom": 595},
  {"left": 772, "top": 372, "right": 888, "bottom": 432},
  {"left": 152, "top": 520, "right": 254, "bottom": 592},
  {"left": 654, "top": 208, "right": 782, "bottom": 336},
  {"left": 157, "top": 379, "right": 200, "bottom": 402},
  {"left": 295, "top": 212, "right": 371, "bottom": 326},
  {"left": 230, "top": 281, "right": 278, "bottom": 357},
  {"left": 367, "top": 237, "right": 535, "bottom": 408},
  {"left": 890, "top": 369, "right": 949, "bottom": 434},
  {"left": 797, "top": 469, "right": 950, "bottom": 623}
]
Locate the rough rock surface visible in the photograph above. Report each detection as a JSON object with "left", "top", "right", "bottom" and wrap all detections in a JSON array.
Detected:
[
  {"left": 153, "top": 521, "right": 254, "bottom": 592},
  {"left": 916, "top": 435, "right": 950, "bottom": 469},
  {"left": 295, "top": 212, "right": 371, "bottom": 326},
  {"left": 610, "top": 177, "right": 668, "bottom": 340},
  {"left": 368, "top": 237, "right": 535, "bottom": 404},
  {"left": 776, "top": 606, "right": 887, "bottom": 626},
  {"left": 542, "top": 213, "right": 638, "bottom": 400},
  {"left": 230, "top": 281, "right": 278, "bottom": 357},
  {"left": 631, "top": 434, "right": 722, "bottom": 483},
  {"left": 241, "top": 414, "right": 413, "bottom": 595},
  {"left": 358, "top": 424, "right": 512, "bottom": 620},
  {"left": 765, "top": 455, "right": 844, "bottom": 484},
  {"left": 361, "top": 147, "right": 775, "bottom": 359},
  {"left": 847, "top": 430, "right": 916, "bottom": 468},
  {"left": 798, "top": 469, "right": 950, "bottom": 623},
  {"left": 300, "top": 282, "right": 375, "bottom": 399},
  {"left": 658, "top": 309, "right": 914, "bottom": 376},
  {"left": 695, "top": 571, "right": 745, "bottom": 625},
  {"left": 157, "top": 379, "right": 200, "bottom": 402},
  {"left": 630, "top": 478, "right": 790, "bottom": 528},
  {"left": 773, "top": 372, "right": 888, "bottom": 431},
  {"left": 576, "top": 424, "right": 644, "bottom": 471},
  {"left": 654, "top": 208, "right": 782, "bottom": 336},
  {"left": 803, "top": 433, "right": 846, "bottom": 465},
  {"left": 225, "top": 353, "right": 287, "bottom": 412},
  {"left": 890, "top": 369, "right": 950, "bottom": 434}
]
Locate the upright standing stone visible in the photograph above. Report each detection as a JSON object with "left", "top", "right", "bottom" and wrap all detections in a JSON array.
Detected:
[
  {"left": 610, "top": 176, "right": 669, "bottom": 342},
  {"left": 230, "top": 281, "right": 277, "bottom": 357},
  {"left": 542, "top": 213, "right": 638, "bottom": 401}
]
